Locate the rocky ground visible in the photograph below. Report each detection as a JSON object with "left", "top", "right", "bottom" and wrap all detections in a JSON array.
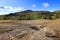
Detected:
[{"left": 0, "top": 20, "right": 60, "bottom": 40}]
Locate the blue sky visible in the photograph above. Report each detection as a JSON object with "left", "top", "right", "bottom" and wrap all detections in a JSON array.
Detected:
[{"left": 0, "top": 0, "right": 60, "bottom": 15}]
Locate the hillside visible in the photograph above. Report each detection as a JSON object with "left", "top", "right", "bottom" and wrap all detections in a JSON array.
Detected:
[
  {"left": 0, "top": 10, "right": 60, "bottom": 20},
  {"left": 0, "top": 10, "right": 60, "bottom": 40}
]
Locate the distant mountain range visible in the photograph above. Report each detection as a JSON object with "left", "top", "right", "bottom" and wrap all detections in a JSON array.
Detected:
[
  {"left": 0, "top": 10, "right": 60, "bottom": 20},
  {"left": 5, "top": 10, "right": 51, "bottom": 16}
]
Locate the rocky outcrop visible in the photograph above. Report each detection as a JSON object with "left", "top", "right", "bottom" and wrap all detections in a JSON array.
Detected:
[{"left": 0, "top": 23, "right": 59, "bottom": 40}]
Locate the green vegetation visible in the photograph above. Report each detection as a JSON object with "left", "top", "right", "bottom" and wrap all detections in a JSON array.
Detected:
[{"left": 0, "top": 10, "right": 60, "bottom": 20}]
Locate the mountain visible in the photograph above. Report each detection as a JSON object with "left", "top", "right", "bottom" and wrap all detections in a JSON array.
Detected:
[
  {"left": 0, "top": 10, "right": 60, "bottom": 20},
  {"left": 54, "top": 10, "right": 60, "bottom": 13},
  {"left": 5, "top": 10, "right": 51, "bottom": 16}
]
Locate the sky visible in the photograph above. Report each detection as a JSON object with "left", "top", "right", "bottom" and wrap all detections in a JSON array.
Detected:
[{"left": 0, "top": 0, "right": 60, "bottom": 15}]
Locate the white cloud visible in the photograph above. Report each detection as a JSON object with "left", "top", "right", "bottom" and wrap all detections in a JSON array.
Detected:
[
  {"left": 11, "top": 7, "right": 25, "bottom": 12},
  {"left": 42, "top": 3, "right": 49, "bottom": 8},
  {"left": 0, "top": 12, "right": 9, "bottom": 15},
  {"left": 0, "top": 5, "right": 25, "bottom": 15},
  {"left": 32, "top": 4, "right": 36, "bottom": 7}
]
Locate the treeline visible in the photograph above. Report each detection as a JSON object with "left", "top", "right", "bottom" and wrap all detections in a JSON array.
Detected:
[{"left": 0, "top": 10, "right": 60, "bottom": 20}]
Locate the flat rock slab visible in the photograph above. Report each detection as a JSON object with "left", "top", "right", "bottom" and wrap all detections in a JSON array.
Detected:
[{"left": 0, "top": 23, "right": 59, "bottom": 40}]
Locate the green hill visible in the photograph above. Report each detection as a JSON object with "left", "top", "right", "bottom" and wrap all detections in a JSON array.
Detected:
[{"left": 0, "top": 10, "right": 60, "bottom": 20}]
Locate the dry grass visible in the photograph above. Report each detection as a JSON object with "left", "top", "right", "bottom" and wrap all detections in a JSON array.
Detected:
[
  {"left": 0, "top": 19, "right": 60, "bottom": 26},
  {"left": 0, "top": 19, "right": 60, "bottom": 28},
  {"left": 0, "top": 20, "right": 15, "bottom": 23}
]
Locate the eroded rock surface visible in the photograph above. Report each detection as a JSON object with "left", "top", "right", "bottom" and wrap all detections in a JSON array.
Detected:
[{"left": 0, "top": 22, "right": 59, "bottom": 40}]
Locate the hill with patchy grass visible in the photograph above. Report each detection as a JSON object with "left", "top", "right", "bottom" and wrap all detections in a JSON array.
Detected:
[{"left": 0, "top": 10, "right": 60, "bottom": 20}]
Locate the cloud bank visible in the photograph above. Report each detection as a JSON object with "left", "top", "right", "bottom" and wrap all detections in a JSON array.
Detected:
[{"left": 0, "top": 5, "right": 25, "bottom": 15}]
